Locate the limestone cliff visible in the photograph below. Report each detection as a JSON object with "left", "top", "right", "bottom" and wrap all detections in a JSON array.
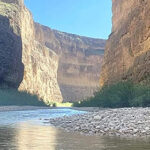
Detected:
[
  {"left": 100, "top": 0, "right": 150, "bottom": 86},
  {"left": 0, "top": 0, "right": 62, "bottom": 102},
  {"left": 0, "top": 0, "right": 105, "bottom": 102},
  {"left": 35, "top": 23, "right": 105, "bottom": 101},
  {"left": 0, "top": 0, "right": 24, "bottom": 88}
]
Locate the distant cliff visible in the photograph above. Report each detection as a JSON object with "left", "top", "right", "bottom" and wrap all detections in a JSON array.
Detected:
[
  {"left": 35, "top": 23, "right": 105, "bottom": 102},
  {"left": 0, "top": 0, "right": 62, "bottom": 103},
  {"left": 100, "top": 0, "right": 150, "bottom": 86}
]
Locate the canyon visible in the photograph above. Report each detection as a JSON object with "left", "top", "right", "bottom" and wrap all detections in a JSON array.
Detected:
[
  {"left": 0, "top": 0, "right": 62, "bottom": 103},
  {"left": 0, "top": 0, "right": 105, "bottom": 102},
  {"left": 100, "top": 0, "right": 150, "bottom": 86},
  {"left": 35, "top": 24, "right": 105, "bottom": 102}
]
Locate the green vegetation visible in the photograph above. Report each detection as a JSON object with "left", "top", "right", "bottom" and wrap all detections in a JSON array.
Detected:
[
  {"left": 0, "top": 89, "right": 47, "bottom": 106},
  {"left": 2, "top": 81, "right": 150, "bottom": 108},
  {"left": 0, "top": 88, "right": 73, "bottom": 107},
  {"left": 47, "top": 102, "right": 73, "bottom": 107},
  {"left": 74, "top": 81, "right": 150, "bottom": 108}
]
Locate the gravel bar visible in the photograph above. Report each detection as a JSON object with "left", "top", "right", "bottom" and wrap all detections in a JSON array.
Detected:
[{"left": 48, "top": 108, "right": 150, "bottom": 137}]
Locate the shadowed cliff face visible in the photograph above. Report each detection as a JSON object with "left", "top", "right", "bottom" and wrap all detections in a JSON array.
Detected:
[
  {"left": 100, "top": 0, "right": 150, "bottom": 86},
  {"left": 0, "top": 0, "right": 62, "bottom": 102},
  {"left": 0, "top": 2, "right": 24, "bottom": 88},
  {"left": 35, "top": 23, "right": 105, "bottom": 102}
]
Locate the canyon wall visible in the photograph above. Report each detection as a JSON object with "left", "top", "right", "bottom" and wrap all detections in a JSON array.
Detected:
[
  {"left": 0, "top": 0, "right": 24, "bottom": 88},
  {"left": 0, "top": 0, "right": 62, "bottom": 103},
  {"left": 35, "top": 23, "right": 105, "bottom": 102},
  {"left": 100, "top": 0, "right": 150, "bottom": 86},
  {"left": 0, "top": 0, "right": 105, "bottom": 102}
]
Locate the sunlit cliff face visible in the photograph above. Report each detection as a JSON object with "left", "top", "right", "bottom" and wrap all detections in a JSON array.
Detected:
[
  {"left": 18, "top": 1, "right": 63, "bottom": 103},
  {"left": 35, "top": 23, "right": 106, "bottom": 102}
]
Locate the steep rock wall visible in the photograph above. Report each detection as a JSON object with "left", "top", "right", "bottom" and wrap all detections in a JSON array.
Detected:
[
  {"left": 19, "top": 2, "right": 62, "bottom": 102},
  {"left": 0, "top": 0, "right": 62, "bottom": 102},
  {"left": 0, "top": 0, "right": 24, "bottom": 88},
  {"left": 100, "top": 0, "right": 150, "bottom": 86},
  {"left": 35, "top": 23, "right": 105, "bottom": 101}
]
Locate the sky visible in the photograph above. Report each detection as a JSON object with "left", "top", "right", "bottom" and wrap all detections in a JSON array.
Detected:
[{"left": 25, "top": 0, "right": 112, "bottom": 39}]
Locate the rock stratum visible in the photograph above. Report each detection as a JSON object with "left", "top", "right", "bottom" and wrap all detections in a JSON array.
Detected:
[
  {"left": 0, "top": 0, "right": 62, "bottom": 102},
  {"left": 35, "top": 24, "right": 105, "bottom": 102},
  {"left": 100, "top": 0, "right": 150, "bottom": 86}
]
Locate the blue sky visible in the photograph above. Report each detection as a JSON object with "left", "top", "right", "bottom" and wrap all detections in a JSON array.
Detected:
[{"left": 25, "top": 0, "right": 112, "bottom": 39}]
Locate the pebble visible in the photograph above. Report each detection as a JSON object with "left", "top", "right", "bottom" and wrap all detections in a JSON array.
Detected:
[{"left": 46, "top": 108, "right": 150, "bottom": 137}]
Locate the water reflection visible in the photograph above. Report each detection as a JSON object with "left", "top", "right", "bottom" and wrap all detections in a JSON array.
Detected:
[
  {"left": 16, "top": 123, "right": 57, "bottom": 150},
  {"left": 0, "top": 123, "right": 105, "bottom": 150},
  {"left": 0, "top": 126, "right": 17, "bottom": 149},
  {"left": 0, "top": 122, "right": 150, "bottom": 150},
  {"left": 0, "top": 108, "right": 150, "bottom": 150}
]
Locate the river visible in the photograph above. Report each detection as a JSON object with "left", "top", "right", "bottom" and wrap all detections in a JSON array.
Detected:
[{"left": 0, "top": 108, "right": 150, "bottom": 150}]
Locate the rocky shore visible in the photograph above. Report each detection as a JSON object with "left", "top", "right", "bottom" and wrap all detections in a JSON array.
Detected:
[{"left": 48, "top": 108, "right": 150, "bottom": 137}]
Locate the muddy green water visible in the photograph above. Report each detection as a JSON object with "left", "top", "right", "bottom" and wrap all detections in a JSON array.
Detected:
[{"left": 0, "top": 109, "right": 150, "bottom": 150}]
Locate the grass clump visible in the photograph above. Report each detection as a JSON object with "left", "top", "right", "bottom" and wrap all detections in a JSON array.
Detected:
[
  {"left": 74, "top": 81, "right": 150, "bottom": 108},
  {"left": 0, "top": 89, "right": 47, "bottom": 106}
]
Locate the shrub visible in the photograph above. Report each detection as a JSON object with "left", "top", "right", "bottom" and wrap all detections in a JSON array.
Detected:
[
  {"left": 0, "top": 89, "right": 47, "bottom": 106},
  {"left": 47, "top": 102, "right": 73, "bottom": 107},
  {"left": 74, "top": 81, "right": 150, "bottom": 108}
]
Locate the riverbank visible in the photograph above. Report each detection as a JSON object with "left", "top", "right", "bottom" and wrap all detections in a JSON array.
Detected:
[
  {"left": 0, "top": 106, "right": 98, "bottom": 112},
  {"left": 48, "top": 107, "right": 150, "bottom": 137},
  {"left": 0, "top": 106, "right": 49, "bottom": 112}
]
